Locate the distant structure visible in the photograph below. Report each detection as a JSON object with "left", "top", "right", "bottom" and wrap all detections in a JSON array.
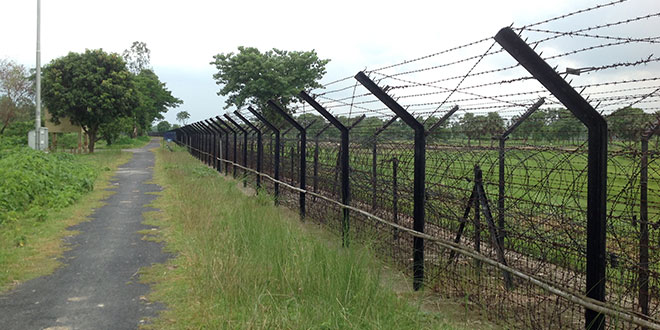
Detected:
[{"left": 44, "top": 108, "right": 88, "bottom": 153}]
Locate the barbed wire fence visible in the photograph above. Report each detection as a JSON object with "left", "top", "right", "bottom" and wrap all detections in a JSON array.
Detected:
[{"left": 173, "top": 0, "right": 660, "bottom": 328}]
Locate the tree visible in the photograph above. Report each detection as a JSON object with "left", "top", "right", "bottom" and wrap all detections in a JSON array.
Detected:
[
  {"left": 99, "top": 117, "right": 132, "bottom": 146},
  {"left": 122, "top": 42, "right": 181, "bottom": 137},
  {"left": 42, "top": 49, "right": 138, "bottom": 152},
  {"left": 176, "top": 111, "right": 190, "bottom": 125},
  {"left": 156, "top": 120, "right": 171, "bottom": 132},
  {"left": 545, "top": 108, "right": 585, "bottom": 144},
  {"left": 484, "top": 112, "right": 505, "bottom": 146},
  {"left": 210, "top": 47, "right": 329, "bottom": 123},
  {"left": 132, "top": 69, "right": 182, "bottom": 135},
  {"left": 122, "top": 41, "right": 151, "bottom": 74},
  {"left": 460, "top": 113, "right": 479, "bottom": 145},
  {"left": 0, "top": 59, "right": 33, "bottom": 134},
  {"left": 510, "top": 110, "right": 547, "bottom": 143},
  {"left": 607, "top": 107, "right": 652, "bottom": 142}
]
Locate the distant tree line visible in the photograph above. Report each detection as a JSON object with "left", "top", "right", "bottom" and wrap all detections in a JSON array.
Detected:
[{"left": 285, "top": 107, "right": 657, "bottom": 145}]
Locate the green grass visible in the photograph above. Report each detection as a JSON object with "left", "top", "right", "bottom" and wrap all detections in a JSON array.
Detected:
[
  {"left": 139, "top": 144, "right": 497, "bottom": 329},
  {"left": 96, "top": 135, "right": 152, "bottom": 150},
  {"left": 0, "top": 150, "right": 131, "bottom": 291}
]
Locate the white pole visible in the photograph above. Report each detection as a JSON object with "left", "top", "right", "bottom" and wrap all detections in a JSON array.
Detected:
[{"left": 35, "top": 0, "right": 41, "bottom": 150}]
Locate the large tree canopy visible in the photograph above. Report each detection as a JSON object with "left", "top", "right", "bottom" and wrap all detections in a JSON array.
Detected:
[
  {"left": 607, "top": 107, "right": 653, "bottom": 142},
  {"left": 211, "top": 47, "right": 329, "bottom": 122},
  {"left": 118, "top": 42, "right": 181, "bottom": 139},
  {"left": 133, "top": 69, "right": 182, "bottom": 133},
  {"left": 42, "top": 49, "right": 138, "bottom": 152}
]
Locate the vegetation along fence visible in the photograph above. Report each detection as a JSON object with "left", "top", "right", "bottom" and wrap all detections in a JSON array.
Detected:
[{"left": 171, "top": 1, "right": 660, "bottom": 328}]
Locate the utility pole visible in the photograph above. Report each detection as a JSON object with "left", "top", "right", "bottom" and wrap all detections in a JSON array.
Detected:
[{"left": 35, "top": 0, "right": 42, "bottom": 150}]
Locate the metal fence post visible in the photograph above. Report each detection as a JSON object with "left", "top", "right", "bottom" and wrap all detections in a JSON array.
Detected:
[
  {"left": 281, "top": 126, "right": 295, "bottom": 186},
  {"left": 495, "top": 27, "right": 608, "bottom": 329},
  {"left": 248, "top": 107, "right": 281, "bottom": 204},
  {"left": 235, "top": 111, "right": 263, "bottom": 190},
  {"left": 179, "top": 127, "right": 190, "bottom": 152},
  {"left": 207, "top": 120, "right": 227, "bottom": 173},
  {"left": 640, "top": 120, "right": 660, "bottom": 323},
  {"left": 201, "top": 122, "right": 213, "bottom": 165},
  {"left": 191, "top": 123, "right": 203, "bottom": 160},
  {"left": 392, "top": 157, "right": 399, "bottom": 241},
  {"left": 495, "top": 98, "right": 545, "bottom": 248},
  {"left": 196, "top": 122, "right": 208, "bottom": 163},
  {"left": 225, "top": 114, "right": 249, "bottom": 187},
  {"left": 211, "top": 119, "right": 230, "bottom": 175},
  {"left": 268, "top": 100, "right": 307, "bottom": 220},
  {"left": 204, "top": 120, "right": 217, "bottom": 169},
  {"left": 313, "top": 123, "right": 333, "bottom": 201},
  {"left": 371, "top": 115, "right": 399, "bottom": 211},
  {"left": 300, "top": 91, "right": 352, "bottom": 246},
  {"left": 187, "top": 124, "right": 198, "bottom": 158},
  {"left": 355, "top": 71, "right": 426, "bottom": 291},
  {"left": 216, "top": 117, "right": 238, "bottom": 178}
]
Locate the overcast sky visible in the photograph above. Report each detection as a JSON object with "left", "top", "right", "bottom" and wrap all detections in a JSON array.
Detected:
[{"left": 2, "top": 0, "right": 658, "bottom": 125}]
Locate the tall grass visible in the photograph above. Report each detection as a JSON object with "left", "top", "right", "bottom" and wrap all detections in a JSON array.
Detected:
[{"left": 141, "top": 145, "right": 482, "bottom": 329}]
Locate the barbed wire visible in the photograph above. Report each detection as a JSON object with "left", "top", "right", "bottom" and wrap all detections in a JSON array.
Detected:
[
  {"left": 521, "top": 0, "right": 629, "bottom": 29},
  {"left": 523, "top": 27, "right": 660, "bottom": 44}
]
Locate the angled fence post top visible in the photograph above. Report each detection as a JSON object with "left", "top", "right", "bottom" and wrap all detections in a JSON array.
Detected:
[
  {"left": 234, "top": 111, "right": 259, "bottom": 132},
  {"left": 300, "top": 91, "right": 347, "bottom": 131},
  {"left": 280, "top": 126, "right": 296, "bottom": 138},
  {"left": 208, "top": 119, "right": 227, "bottom": 134},
  {"left": 303, "top": 119, "right": 318, "bottom": 131},
  {"left": 316, "top": 122, "right": 333, "bottom": 138},
  {"left": 348, "top": 115, "right": 366, "bottom": 130},
  {"left": 495, "top": 25, "right": 608, "bottom": 329},
  {"left": 427, "top": 105, "right": 459, "bottom": 135},
  {"left": 643, "top": 118, "right": 660, "bottom": 140},
  {"left": 215, "top": 116, "right": 236, "bottom": 133},
  {"left": 248, "top": 107, "right": 279, "bottom": 132},
  {"left": 224, "top": 114, "right": 248, "bottom": 133},
  {"left": 501, "top": 98, "right": 546, "bottom": 139},
  {"left": 354, "top": 71, "right": 424, "bottom": 132},
  {"left": 268, "top": 100, "right": 304, "bottom": 131},
  {"left": 191, "top": 123, "right": 204, "bottom": 133},
  {"left": 494, "top": 27, "right": 606, "bottom": 130},
  {"left": 204, "top": 120, "right": 221, "bottom": 134},
  {"left": 373, "top": 115, "right": 400, "bottom": 137}
]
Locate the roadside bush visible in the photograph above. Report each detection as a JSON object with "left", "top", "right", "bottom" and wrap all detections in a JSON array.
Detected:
[{"left": 0, "top": 147, "right": 97, "bottom": 224}]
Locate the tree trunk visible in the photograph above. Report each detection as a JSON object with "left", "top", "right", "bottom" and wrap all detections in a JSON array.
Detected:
[{"left": 88, "top": 130, "right": 97, "bottom": 153}]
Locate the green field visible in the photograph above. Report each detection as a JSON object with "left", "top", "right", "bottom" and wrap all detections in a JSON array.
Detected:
[{"left": 253, "top": 137, "right": 660, "bottom": 278}]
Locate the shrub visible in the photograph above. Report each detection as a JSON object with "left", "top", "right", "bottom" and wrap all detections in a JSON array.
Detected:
[{"left": 0, "top": 147, "right": 97, "bottom": 224}]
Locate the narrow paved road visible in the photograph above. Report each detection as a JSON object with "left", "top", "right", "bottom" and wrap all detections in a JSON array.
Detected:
[{"left": 0, "top": 139, "right": 168, "bottom": 330}]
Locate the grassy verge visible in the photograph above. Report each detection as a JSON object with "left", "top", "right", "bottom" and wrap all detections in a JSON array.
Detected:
[
  {"left": 140, "top": 144, "right": 497, "bottom": 329},
  {"left": 96, "top": 135, "right": 152, "bottom": 150},
  {"left": 0, "top": 150, "right": 131, "bottom": 292}
]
